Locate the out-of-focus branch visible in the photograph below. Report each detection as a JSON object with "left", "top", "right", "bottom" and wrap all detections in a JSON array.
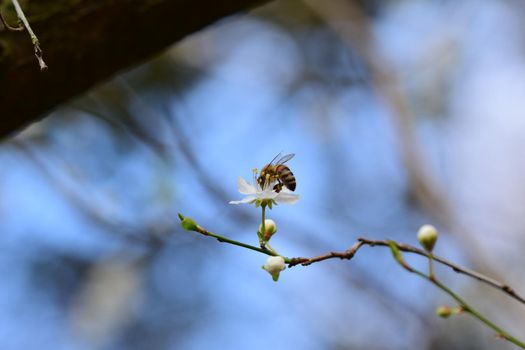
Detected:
[
  {"left": 0, "top": 0, "right": 269, "bottom": 138},
  {"left": 300, "top": 1, "right": 517, "bottom": 315},
  {"left": 301, "top": 0, "right": 450, "bottom": 225},
  {"left": 9, "top": 139, "right": 159, "bottom": 246}
]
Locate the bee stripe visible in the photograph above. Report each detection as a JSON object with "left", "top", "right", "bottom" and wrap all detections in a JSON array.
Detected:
[
  {"left": 280, "top": 169, "right": 294, "bottom": 179},
  {"left": 276, "top": 166, "right": 296, "bottom": 191}
]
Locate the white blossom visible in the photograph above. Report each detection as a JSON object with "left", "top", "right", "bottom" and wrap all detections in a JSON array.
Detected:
[{"left": 229, "top": 177, "right": 299, "bottom": 205}]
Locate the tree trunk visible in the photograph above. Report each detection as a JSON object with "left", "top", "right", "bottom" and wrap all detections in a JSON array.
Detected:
[{"left": 0, "top": 0, "right": 267, "bottom": 138}]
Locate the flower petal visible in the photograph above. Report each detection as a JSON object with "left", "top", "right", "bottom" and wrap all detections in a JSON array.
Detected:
[
  {"left": 229, "top": 196, "right": 257, "bottom": 205},
  {"left": 237, "top": 177, "right": 256, "bottom": 195},
  {"left": 275, "top": 192, "right": 300, "bottom": 204},
  {"left": 257, "top": 189, "right": 279, "bottom": 200}
]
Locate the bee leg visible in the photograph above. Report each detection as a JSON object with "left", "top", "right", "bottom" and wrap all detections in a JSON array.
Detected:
[{"left": 273, "top": 181, "right": 283, "bottom": 193}]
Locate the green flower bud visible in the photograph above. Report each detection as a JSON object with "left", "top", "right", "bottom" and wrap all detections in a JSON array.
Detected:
[
  {"left": 436, "top": 306, "right": 452, "bottom": 318},
  {"left": 417, "top": 224, "right": 438, "bottom": 252}
]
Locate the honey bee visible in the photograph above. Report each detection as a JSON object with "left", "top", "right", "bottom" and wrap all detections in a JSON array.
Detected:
[{"left": 257, "top": 153, "right": 296, "bottom": 193}]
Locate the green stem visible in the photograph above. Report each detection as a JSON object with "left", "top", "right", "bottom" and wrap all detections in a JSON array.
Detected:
[
  {"left": 428, "top": 275, "right": 525, "bottom": 348},
  {"left": 265, "top": 242, "right": 278, "bottom": 255},
  {"left": 428, "top": 252, "right": 435, "bottom": 280},
  {"left": 195, "top": 224, "right": 277, "bottom": 257},
  {"left": 387, "top": 244, "right": 525, "bottom": 349},
  {"left": 261, "top": 204, "right": 266, "bottom": 238},
  {"left": 260, "top": 203, "right": 280, "bottom": 255}
]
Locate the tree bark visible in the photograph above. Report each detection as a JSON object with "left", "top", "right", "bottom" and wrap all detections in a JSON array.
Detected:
[{"left": 0, "top": 0, "right": 268, "bottom": 138}]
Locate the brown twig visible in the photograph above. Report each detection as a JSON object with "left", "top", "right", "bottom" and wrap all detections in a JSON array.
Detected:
[
  {"left": 288, "top": 237, "right": 525, "bottom": 306},
  {"left": 288, "top": 241, "right": 365, "bottom": 266}
]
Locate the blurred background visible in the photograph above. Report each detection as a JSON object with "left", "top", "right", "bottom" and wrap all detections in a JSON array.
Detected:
[{"left": 1, "top": 0, "right": 525, "bottom": 349}]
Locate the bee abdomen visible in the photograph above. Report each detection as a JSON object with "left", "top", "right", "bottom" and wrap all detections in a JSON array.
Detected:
[{"left": 277, "top": 165, "right": 296, "bottom": 191}]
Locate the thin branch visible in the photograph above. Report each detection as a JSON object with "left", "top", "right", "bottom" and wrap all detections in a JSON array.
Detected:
[
  {"left": 288, "top": 237, "right": 525, "bottom": 306},
  {"left": 179, "top": 215, "right": 525, "bottom": 346},
  {"left": 179, "top": 218, "right": 525, "bottom": 306},
  {"left": 191, "top": 223, "right": 277, "bottom": 257},
  {"left": 429, "top": 274, "right": 525, "bottom": 347},
  {"left": 11, "top": 0, "right": 48, "bottom": 71},
  {"left": 288, "top": 241, "right": 366, "bottom": 266},
  {"left": 387, "top": 242, "right": 525, "bottom": 349}
]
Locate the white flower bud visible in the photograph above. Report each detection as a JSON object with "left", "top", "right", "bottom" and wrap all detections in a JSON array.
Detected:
[
  {"left": 417, "top": 224, "right": 438, "bottom": 252},
  {"left": 259, "top": 219, "right": 277, "bottom": 241},
  {"left": 262, "top": 256, "right": 286, "bottom": 281}
]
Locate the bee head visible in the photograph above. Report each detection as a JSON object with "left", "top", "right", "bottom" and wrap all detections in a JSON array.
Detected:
[{"left": 257, "top": 172, "right": 265, "bottom": 187}]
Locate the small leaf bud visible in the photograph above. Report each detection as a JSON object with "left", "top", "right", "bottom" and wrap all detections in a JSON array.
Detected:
[
  {"left": 179, "top": 215, "right": 198, "bottom": 231},
  {"left": 436, "top": 306, "right": 452, "bottom": 318}
]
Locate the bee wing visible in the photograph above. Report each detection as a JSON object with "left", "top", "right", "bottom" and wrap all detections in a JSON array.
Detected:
[
  {"left": 268, "top": 152, "right": 282, "bottom": 165},
  {"left": 275, "top": 153, "right": 295, "bottom": 165}
]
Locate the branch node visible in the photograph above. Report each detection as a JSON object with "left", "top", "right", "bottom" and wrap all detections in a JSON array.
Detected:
[{"left": 34, "top": 44, "right": 48, "bottom": 71}]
